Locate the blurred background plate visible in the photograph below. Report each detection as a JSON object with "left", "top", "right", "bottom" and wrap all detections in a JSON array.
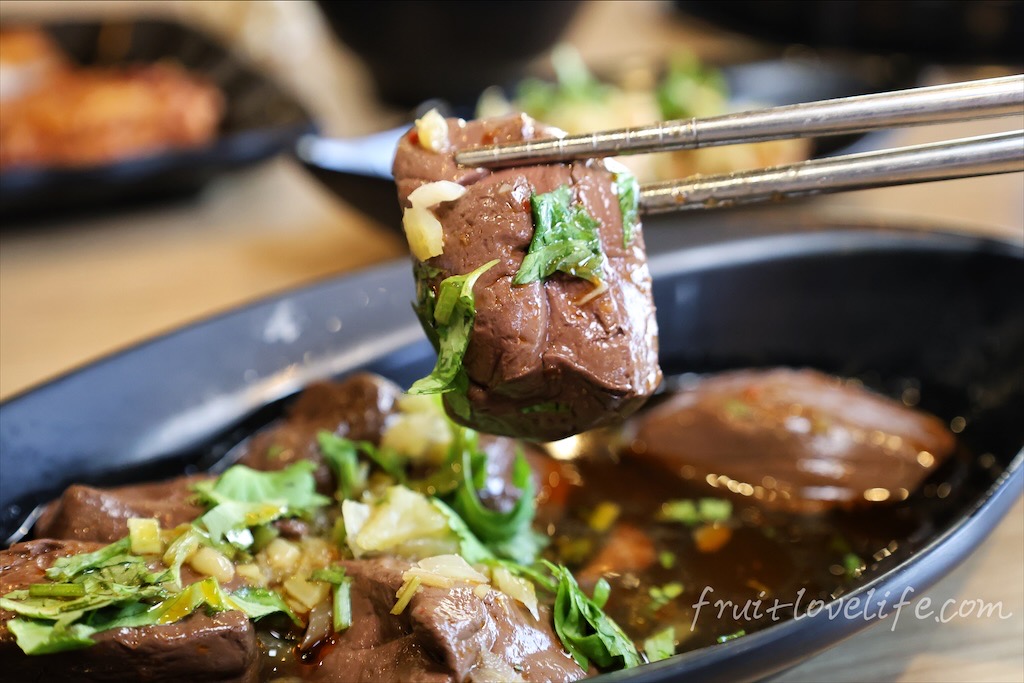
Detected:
[
  {"left": 0, "top": 19, "right": 316, "bottom": 223},
  {"left": 298, "top": 54, "right": 913, "bottom": 232}
]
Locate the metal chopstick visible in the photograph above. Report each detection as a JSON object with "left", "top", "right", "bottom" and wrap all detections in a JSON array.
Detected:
[
  {"left": 638, "top": 130, "right": 1023, "bottom": 213},
  {"left": 454, "top": 75, "right": 1024, "bottom": 169}
]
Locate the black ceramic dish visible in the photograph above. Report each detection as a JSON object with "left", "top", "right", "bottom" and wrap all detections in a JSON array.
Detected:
[
  {"left": 1, "top": 218, "right": 1021, "bottom": 681},
  {"left": 0, "top": 19, "right": 316, "bottom": 223},
  {"left": 298, "top": 56, "right": 908, "bottom": 231}
]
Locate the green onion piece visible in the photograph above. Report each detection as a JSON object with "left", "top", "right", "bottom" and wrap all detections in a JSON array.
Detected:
[
  {"left": 717, "top": 629, "right": 746, "bottom": 643},
  {"left": 658, "top": 498, "right": 732, "bottom": 526},
  {"left": 28, "top": 583, "right": 86, "bottom": 598},
  {"left": 614, "top": 172, "right": 639, "bottom": 247},
  {"left": 333, "top": 579, "right": 352, "bottom": 632}
]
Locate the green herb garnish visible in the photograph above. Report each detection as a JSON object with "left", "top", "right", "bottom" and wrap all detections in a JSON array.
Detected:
[
  {"left": 658, "top": 498, "right": 733, "bottom": 526},
  {"left": 2, "top": 539, "right": 294, "bottom": 656},
  {"left": 614, "top": 171, "right": 639, "bottom": 247},
  {"left": 309, "top": 566, "right": 352, "bottom": 632},
  {"left": 643, "top": 626, "right": 676, "bottom": 662},
  {"left": 452, "top": 448, "right": 543, "bottom": 565},
  {"left": 409, "top": 259, "right": 499, "bottom": 397},
  {"left": 717, "top": 629, "right": 746, "bottom": 643},
  {"left": 544, "top": 561, "right": 641, "bottom": 671},
  {"left": 648, "top": 582, "right": 684, "bottom": 611},
  {"left": 656, "top": 52, "right": 727, "bottom": 121},
  {"left": 520, "top": 401, "right": 571, "bottom": 414},
  {"left": 191, "top": 462, "right": 329, "bottom": 550},
  {"left": 513, "top": 185, "right": 605, "bottom": 287}
]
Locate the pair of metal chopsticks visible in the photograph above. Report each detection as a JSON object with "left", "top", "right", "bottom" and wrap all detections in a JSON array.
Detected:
[{"left": 454, "top": 75, "right": 1024, "bottom": 213}]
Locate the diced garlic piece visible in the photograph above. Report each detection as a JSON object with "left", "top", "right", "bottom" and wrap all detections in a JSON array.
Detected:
[
  {"left": 492, "top": 566, "right": 539, "bottom": 620},
  {"left": 403, "top": 568, "right": 454, "bottom": 589},
  {"left": 284, "top": 575, "right": 330, "bottom": 611},
  {"left": 416, "top": 554, "right": 489, "bottom": 584},
  {"left": 408, "top": 180, "right": 466, "bottom": 209},
  {"left": 189, "top": 546, "right": 235, "bottom": 583},
  {"left": 403, "top": 206, "right": 445, "bottom": 261},
  {"left": 415, "top": 108, "right": 449, "bottom": 152},
  {"left": 127, "top": 517, "right": 162, "bottom": 555},
  {"left": 265, "top": 538, "right": 301, "bottom": 573},
  {"left": 235, "top": 563, "right": 267, "bottom": 586},
  {"left": 381, "top": 408, "right": 452, "bottom": 465},
  {"left": 473, "top": 584, "right": 491, "bottom": 599},
  {"left": 355, "top": 486, "right": 451, "bottom": 553},
  {"left": 341, "top": 499, "right": 372, "bottom": 558}
]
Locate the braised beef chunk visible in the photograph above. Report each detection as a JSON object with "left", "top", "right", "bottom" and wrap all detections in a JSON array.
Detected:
[
  {"left": 394, "top": 114, "right": 661, "bottom": 441},
  {"left": 0, "top": 540, "right": 259, "bottom": 683},
  {"left": 238, "top": 373, "right": 402, "bottom": 492},
  {"left": 33, "top": 474, "right": 209, "bottom": 543},
  {"left": 307, "top": 557, "right": 584, "bottom": 683},
  {"left": 631, "top": 368, "right": 957, "bottom": 512}
]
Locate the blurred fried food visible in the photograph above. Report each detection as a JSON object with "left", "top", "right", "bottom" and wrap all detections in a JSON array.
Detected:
[
  {"left": 0, "top": 29, "right": 224, "bottom": 171},
  {"left": 0, "top": 28, "right": 68, "bottom": 101}
]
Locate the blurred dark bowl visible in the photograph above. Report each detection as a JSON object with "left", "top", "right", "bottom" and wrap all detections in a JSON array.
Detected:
[
  {"left": 677, "top": 1, "right": 1024, "bottom": 65},
  {"left": 0, "top": 19, "right": 316, "bottom": 225},
  {"left": 314, "top": 0, "right": 582, "bottom": 108}
]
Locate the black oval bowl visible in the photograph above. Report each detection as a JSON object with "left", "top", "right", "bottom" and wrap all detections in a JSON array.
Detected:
[
  {"left": 1, "top": 219, "right": 1021, "bottom": 681},
  {"left": 0, "top": 19, "right": 316, "bottom": 224}
]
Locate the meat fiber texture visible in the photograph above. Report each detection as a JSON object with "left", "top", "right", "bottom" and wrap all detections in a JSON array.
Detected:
[
  {"left": 394, "top": 114, "right": 661, "bottom": 440},
  {"left": 306, "top": 557, "right": 584, "bottom": 682}
]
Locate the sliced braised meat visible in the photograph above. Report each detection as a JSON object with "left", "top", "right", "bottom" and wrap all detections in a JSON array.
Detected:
[
  {"left": 631, "top": 368, "right": 957, "bottom": 513},
  {"left": 305, "top": 557, "right": 584, "bottom": 683},
  {"left": 238, "top": 373, "right": 402, "bottom": 493},
  {"left": 33, "top": 474, "right": 209, "bottom": 543},
  {"left": 0, "top": 539, "right": 259, "bottom": 683},
  {"left": 394, "top": 114, "right": 661, "bottom": 441}
]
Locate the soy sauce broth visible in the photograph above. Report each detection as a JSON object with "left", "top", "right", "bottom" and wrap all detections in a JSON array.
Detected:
[{"left": 533, "top": 373, "right": 978, "bottom": 655}]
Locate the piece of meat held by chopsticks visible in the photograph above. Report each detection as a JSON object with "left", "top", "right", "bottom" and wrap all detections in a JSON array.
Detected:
[{"left": 393, "top": 110, "right": 661, "bottom": 441}]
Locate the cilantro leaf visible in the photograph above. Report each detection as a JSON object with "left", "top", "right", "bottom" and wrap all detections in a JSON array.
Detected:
[
  {"left": 614, "top": 171, "right": 639, "bottom": 247},
  {"left": 431, "top": 499, "right": 495, "bottom": 565},
  {"left": 656, "top": 52, "right": 727, "bottom": 121},
  {"left": 193, "top": 461, "right": 329, "bottom": 511},
  {"left": 643, "top": 627, "right": 676, "bottom": 662},
  {"left": 230, "top": 586, "right": 301, "bottom": 626},
  {"left": 409, "top": 259, "right": 498, "bottom": 396},
  {"left": 451, "top": 448, "right": 543, "bottom": 565},
  {"left": 318, "top": 432, "right": 407, "bottom": 500},
  {"left": 45, "top": 538, "right": 131, "bottom": 582},
  {"left": 544, "top": 561, "right": 641, "bottom": 671},
  {"left": 5, "top": 619, "right": 96, "bottom": 655},
  {"left": 191, "top": 462, "right": 329, "bottom": 550},
  {"left": 513, "top": 185, "right": 606, "bottom": 286},
  {"left": 317, "top": 432, "right": 366, "bottom": 501}
]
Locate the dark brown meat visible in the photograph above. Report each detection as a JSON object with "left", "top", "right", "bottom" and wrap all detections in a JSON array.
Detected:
[
  {"left": 238, "top": 373, "right": 402, "bottom": 493},
  {"left": 631, "top": 368, "right": 957, "bottom": 512},
  {"left": 0, "top": 539, "right": 259, "bottom": 683},
  {"left": 394, "top": 114, "right": 661, "bottom": 440},
  {"left": 306, "top": 557, "right": 584, "bottom": 683},
  {"left": 33, "top": 474, "right": 209, "bottom": 543}
]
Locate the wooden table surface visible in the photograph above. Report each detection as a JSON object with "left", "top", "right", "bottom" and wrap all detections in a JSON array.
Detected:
[{"left": 1, "top": 2, "right": 1022, "bottom": 681}]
